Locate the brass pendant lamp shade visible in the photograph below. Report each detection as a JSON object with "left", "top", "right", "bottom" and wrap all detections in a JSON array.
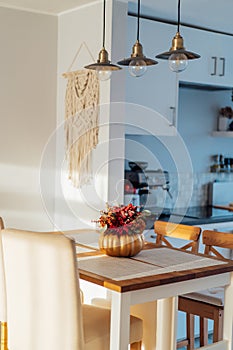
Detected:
[
  {"left": 86, "top": 48, "right": 120, "bottom": 71},
  {"left": 117, "top": 0, "right": 158, "bottom": 74},
  {"left": 84, "top": 0, "right": 121, "bottom": 73},
  {"left": 117, "top": 40, "right": 157, "bottom": 66},
  {"left": 156, "top": 32, "right": 200, "bottom": 60},
  {"left": 156, "top": 0, "right": 200, "bottom": 70}
]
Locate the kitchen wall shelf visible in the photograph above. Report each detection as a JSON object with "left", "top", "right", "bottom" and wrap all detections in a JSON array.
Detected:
[{"left": 212, "top": 131, "right": 233, "bottom": 137}]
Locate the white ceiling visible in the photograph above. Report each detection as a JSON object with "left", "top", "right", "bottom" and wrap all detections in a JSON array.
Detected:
[
  {"left": 0, "top": 0, "right": 233, "bottom": 34},
  {"left": 0, "top": 0, "right": 92, "bottom": 14}
]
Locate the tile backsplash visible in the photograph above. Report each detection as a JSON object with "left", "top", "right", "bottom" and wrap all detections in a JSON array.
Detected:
[{"left": 165, "top": 172, "right": 233, "bottom": 209}]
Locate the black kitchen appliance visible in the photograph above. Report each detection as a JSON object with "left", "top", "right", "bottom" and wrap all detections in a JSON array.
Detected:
[
  {"left": 124, "top": 161, "right": 171, "bottom": 209},
  {"left": 124, "top": 162, "right": 149, "bottom": 208}
]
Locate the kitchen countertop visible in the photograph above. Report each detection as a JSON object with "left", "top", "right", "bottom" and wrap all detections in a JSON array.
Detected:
[{"left": 145, "top": 205, "right": 233, "bottom": 228}]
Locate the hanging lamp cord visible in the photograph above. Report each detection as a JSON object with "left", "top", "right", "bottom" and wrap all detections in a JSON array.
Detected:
[
  {"left": 102, "top": 0, "right": 106, "bottom": 48},
  {"left": 177, "top": 0, "right": 181, "bottom": 33},
  {"left": 137, "top": 0, "right": 140, "bottom": 41}
]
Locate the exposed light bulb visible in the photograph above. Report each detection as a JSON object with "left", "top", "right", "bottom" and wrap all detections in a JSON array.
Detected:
[
  {"left": 129, "top": 59, "right": 147, "bottom": 77},
  {"left": 97, "top": 69, "right": 112, "bottom": 81},
  {"left": 168, "top": 53, "right": 188, "bottom": 72}
]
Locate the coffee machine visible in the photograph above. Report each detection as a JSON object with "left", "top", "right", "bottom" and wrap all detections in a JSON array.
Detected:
[
  {"left": 124, "top": 161, "right": 172, "bottom": 210},
  {"left": 124, "top": 162, "right": 149, "bottom": 208}
]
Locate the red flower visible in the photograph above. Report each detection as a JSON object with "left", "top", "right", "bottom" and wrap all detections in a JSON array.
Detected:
[{"left": 94, "top": 203, "right": 149, "bottom": 234}]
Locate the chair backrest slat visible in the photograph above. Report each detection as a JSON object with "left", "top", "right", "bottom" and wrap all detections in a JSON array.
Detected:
[
  {"left": 154, "top": 220, "right": 202, "bottom": 253},
  {"left": 203, "top": 230, "right": 233, "bottom": 259}
]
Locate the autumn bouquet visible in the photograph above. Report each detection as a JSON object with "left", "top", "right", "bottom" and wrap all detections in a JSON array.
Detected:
[
  {"left": 219, "top": 106, "right": 233, "bottom": 119},
  {"left": 95, "top": 203, "right": 149, "bottom": 235}
]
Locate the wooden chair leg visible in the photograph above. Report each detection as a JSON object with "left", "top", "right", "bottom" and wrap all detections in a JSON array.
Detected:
[
  {"left": 213, "top": 309, "right": 224, "bottom": 343},
  {"left": 130, "top": 341, "right": 142, "bottom": 350},
  {"left": 177, "top": 339, "right": 189, "bottom": 348},
  {"left": 200, "top": 317, "right": 208, "bottom": 346},
  {"left": 187, "top": 313, "right": 195, "bottom": 350},
  {"left": 179, "top": 296, "right": 224, "bottom": 349}
]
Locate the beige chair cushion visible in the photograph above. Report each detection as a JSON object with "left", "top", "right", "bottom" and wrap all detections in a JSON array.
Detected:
[
  {"left": 91, "top": 297, "right": 155, "bottom": 349},
  {"left": 91, "top": 297, "right": 111, "bottom": 309},
  {"left": 183, "top": 287, "right": 224, "bottom": 307},
  {"left": 83, "top": 304, "right": 142, "bottom": 349}
]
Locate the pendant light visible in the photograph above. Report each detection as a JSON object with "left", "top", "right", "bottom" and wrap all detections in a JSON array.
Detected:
[
  {"left": 117, "top": 0, "right": 158, "bottom": 77},
  {"left": 156, "top": 0, "right": 200, "bottom": 73},
  {"left": 84, "top": 0, "right": 121, "bottom": 81}
]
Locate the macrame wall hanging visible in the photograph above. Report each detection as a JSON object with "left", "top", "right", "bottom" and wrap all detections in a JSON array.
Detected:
[{"left": 63, "top": 42, "right": 100, "bottom": 188}]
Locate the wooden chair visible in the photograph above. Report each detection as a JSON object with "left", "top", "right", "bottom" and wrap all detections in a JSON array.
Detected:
[
  {"left": 0, "top": 228, "right": 143, "bottom": 350},
  {"left": 151, "top": 220, "right": 202, "bottom": 349},
  {"left": 153, "top": 220, "right": 201, "bottom": 253},
  {"left": 0, "top": 218, "right": 7, "bottom": 350},
  {"left": 0, "top": 217, "right": 4, "bottom": 229},
  {"left": 179, "top": 229, "right": 233, "bottom": 349}
]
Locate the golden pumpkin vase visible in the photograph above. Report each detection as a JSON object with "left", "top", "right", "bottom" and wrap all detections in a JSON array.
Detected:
[{"left": 99, "top": 227, "right": 145, "bottom": 257}]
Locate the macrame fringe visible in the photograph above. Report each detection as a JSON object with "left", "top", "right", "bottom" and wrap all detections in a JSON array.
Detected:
[{"left": 64, "top": 69, "right": 99, "bottom": 188}]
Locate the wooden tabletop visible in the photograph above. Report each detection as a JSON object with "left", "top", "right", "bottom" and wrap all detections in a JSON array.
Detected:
[{"left": 77, "top": 245, "right": 233, "bottom": 293}]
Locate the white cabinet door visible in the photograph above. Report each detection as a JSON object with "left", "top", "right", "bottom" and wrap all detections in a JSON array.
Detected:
[
  {"left": 125, "top": 18, "right": 178, "bottom": 135},
  {"left": 180, "top": 26, "right": 233, "bottom": 87}
]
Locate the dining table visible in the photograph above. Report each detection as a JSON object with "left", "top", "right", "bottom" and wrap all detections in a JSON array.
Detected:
[{"left": 67, "top": 230, "right": 233, "bottom": 350}]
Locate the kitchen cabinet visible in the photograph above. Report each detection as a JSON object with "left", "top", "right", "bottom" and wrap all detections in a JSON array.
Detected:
[
  {"left": 125, "top": 17, "right": 179, "bottom": 135},
  {"left": 179, "top": 26, "right": 233, "bottom": 87}
]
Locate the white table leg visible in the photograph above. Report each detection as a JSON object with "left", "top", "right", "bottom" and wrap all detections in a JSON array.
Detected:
[
  {"left": 110, "top": 290, "right": 131, "bottom": 350},
  {"left": 156, "top": 296, "right": 178, "bottom": 350},
  {"left": 223, "top": 271, "right": 233, "bottom": 350}
]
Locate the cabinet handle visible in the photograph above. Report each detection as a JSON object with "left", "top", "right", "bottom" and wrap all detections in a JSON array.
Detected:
[
  {"left": 219, "top": 57, "right": 225, "bottom": 76},
  {"left": 169, "top": 106, "right": 176, "bottom": 126},
  {"left": 211, "top": 56, "right": 217, "bottom": 76}
]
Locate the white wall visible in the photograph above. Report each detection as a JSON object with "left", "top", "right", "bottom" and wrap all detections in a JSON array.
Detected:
[
  {"left": 0, "top": 1, "right": 128, "bottom": 231},
  {"left": 0, "top": 7, "right": 57, "bottom": 230},
  {"left": 54, "top": 0, "right": 127, "bottom": 230},
  {"left": 108, "top": 0, "right": 127, "bottom": 204}
]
